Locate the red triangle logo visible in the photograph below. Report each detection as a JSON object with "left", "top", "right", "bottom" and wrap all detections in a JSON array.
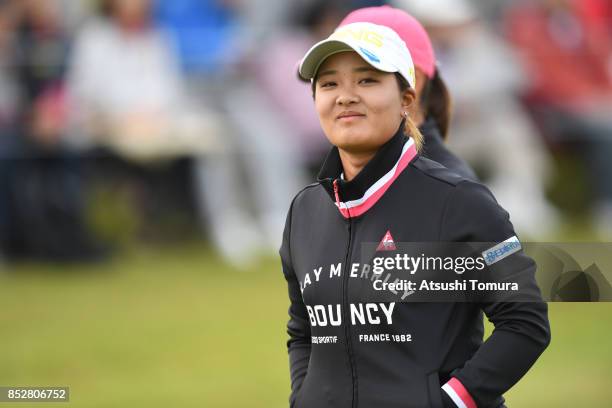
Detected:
[{"left": 376, "top": 230, "right": 397, "bottom": 251}]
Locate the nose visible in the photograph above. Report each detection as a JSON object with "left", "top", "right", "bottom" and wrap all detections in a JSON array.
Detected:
[{"left": 336, "top": 90, "right": 359, "bottom": 106}]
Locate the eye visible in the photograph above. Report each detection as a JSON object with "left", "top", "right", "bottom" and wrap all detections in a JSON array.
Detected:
[
  {"left": 319, "top": 81, "right": 337, "bottom": 89},
  {"left": 359, "top": 77, "right": 378, "bottom": 84}
]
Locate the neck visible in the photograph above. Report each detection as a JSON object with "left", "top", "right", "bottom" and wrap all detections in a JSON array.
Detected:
[{"left": 338, "top": 149, "right": 377, "bottom": 181}]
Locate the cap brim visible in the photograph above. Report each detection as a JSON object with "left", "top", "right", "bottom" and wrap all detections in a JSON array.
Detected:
[{"left": 298, "top": 39, "right": 397, "bottom": 81}]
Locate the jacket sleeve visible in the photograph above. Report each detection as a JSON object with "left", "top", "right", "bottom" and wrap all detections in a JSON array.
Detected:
[
  {"left": 280, "top": 198, "right": 311, "bottom": 406},
  {"left": 439, "top": 181, "right": 551, "bottom": 408}
]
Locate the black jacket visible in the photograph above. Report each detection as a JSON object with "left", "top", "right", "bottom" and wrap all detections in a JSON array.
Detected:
[
  {"left": 280, "top": 124, "right": 550, "bottom": 408},
  {"left": 420, "top": 117, "right": 478, "bottom": 182}
]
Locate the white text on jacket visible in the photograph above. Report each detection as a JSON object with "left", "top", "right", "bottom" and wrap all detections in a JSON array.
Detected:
[{"left": 306, "top": 302, "right": 395, "bottom": 326}]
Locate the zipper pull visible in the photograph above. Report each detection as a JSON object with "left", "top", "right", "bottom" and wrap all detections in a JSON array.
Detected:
[
  {"left": 333, "top": 179, "right": 351, "bottom": 218},
  {"left": 333, "top": 179, "right": 341, "bottom": 209}
]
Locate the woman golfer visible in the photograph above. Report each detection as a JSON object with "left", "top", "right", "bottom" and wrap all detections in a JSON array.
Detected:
[{"left": 280, "top": 13, "right": 550, "bottom": 408}]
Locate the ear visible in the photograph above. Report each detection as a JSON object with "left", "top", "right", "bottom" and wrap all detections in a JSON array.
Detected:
[{"left": 400, "top": 88, "right": 416, "bottom": 116}]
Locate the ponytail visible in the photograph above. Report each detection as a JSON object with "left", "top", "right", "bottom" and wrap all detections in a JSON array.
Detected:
[
  {"left": 421, "top": 70, "right": 453, "bottom": 140},
  {"left": 404, "top": 117, "right": 424, "bottom": 152}
]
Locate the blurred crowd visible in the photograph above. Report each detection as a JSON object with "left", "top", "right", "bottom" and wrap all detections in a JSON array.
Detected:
[{"left": 0, "top": 0, "right": 611, "bottom": 265}]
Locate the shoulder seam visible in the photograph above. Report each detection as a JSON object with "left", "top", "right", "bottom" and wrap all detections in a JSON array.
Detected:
[
  {"left": 293, "top": 182, "right": 322, "bottom": 200},
  {"left": 410, "top": 160, "right": 465, "bottom": 187}
]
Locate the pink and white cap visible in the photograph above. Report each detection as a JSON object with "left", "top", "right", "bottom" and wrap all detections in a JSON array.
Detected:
[
  {"left": 339, "top": 5, "right": 436, "bottom": 79},
  {"left": 298, "top": 21, "right": 416, "bottom": 89}
]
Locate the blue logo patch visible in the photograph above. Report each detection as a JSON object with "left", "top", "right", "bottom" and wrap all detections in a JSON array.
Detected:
[
  {"left": 359, "top": 47, "right": 380, "bottom": 63},
  {"left": 482, "top": 236, "right": 522, "bottom": 266}
]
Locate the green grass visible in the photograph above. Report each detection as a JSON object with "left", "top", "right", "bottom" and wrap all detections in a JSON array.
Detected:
[{"left": 0, "top": 244, "right": 611, "bottom": 407}]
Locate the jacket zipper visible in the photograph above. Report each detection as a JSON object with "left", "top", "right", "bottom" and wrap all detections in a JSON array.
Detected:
[{"left": 334, "top": 179, "right": 358, "bottom": 407}]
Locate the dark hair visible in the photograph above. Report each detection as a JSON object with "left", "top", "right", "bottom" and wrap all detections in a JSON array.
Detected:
[
  {"left": 99, "top": 0, "right": 113, "bottom": 16},
  {"left": 292, "top": 0, "right": 348, "bottom": 30},
  {"left": 420, "top": 70, "right": 452, "bottom": 140},
  {"left": 98, "top": 0, "right": 152, "bottom": 18}
]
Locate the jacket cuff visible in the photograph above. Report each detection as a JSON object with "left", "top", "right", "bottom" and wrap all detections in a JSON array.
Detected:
[{"left": 441, "top": 377, "right": 477, "bottom": 408}]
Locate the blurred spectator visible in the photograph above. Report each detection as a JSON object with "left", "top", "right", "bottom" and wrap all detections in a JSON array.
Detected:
[
  {"left": 67, "top": 0, "right": 204, "bottom": 155},
  {"left": 70, "top": 0, "right": 236, "bottom": 152},
  {"left": 0, "top": 0, "right": 104, "bottom": 261},
  {"left": 67, "top": 0, "right": 281, "bottom": 266},
  {"left": 504, "top": 0, "right": 612, "bottom": 238},
  {"left": 0, "top": 0, "right": 22, "bottom": 256},
  {"left": 394, "top": 0, "right": 560, "bottom": 237},
  {"left": 153, "top": 0, "right": 317, "bottom": 263}
]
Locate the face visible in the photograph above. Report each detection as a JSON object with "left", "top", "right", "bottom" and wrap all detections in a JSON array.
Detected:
[
  {"left": 24, "top": 0, "right": 60, "bottom": 30},
  {"left": 314, "top": 51, "right": 414, "bottom": 155},
  {"left": 111, "top": 0, "right": 150, "bottom": 27}
]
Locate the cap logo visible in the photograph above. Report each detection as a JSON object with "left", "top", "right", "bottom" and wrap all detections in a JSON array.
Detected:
[
  {"left": 359, "top": 47, "right": 380, "bottom": 63},
  {"left": 409, "top": 67, "right": 415, "bottom": 85},
  {"left": 299, "top": 22, "right": 416, "bottom": 89},
  {"left": 331, "top": 27, "right": 383, "bottom": 48}
]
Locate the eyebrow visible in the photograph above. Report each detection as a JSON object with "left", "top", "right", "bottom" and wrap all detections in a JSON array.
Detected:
[{"left": 317, "top": 66, "right": 380, "bottom": 79}]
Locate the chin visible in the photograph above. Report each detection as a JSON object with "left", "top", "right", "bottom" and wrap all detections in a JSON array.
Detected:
[
  {"left": 335, "top": 136, "right": 377, "bottom": 153},
  {"left": 331, "top": 127, "right": 381, "bottom": 152}
]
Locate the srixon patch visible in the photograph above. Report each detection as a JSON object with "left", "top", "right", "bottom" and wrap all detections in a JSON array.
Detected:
[{"left": 305, "top": 302, "right": 395, "bottom": 327}]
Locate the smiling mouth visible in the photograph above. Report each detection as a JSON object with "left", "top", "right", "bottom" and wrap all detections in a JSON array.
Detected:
[{"left": 337, "top": 113, "right": 366, "bottom": 120}]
